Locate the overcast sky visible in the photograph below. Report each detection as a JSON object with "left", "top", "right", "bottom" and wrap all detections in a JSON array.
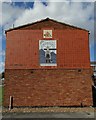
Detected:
[{"left": 0, "top": 0, "right": 95, "bottom": 73}]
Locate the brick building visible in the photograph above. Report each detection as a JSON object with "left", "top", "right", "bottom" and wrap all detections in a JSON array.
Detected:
[{"left": 4, "top": 18, "right": 93, "bottom": 107}]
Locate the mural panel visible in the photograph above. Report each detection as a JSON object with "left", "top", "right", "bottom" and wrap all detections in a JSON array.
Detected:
[{"left": 39, "top": 40, "right": 57, "bottom": 66}]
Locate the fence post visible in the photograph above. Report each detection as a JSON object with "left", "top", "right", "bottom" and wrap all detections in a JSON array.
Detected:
[{"left": 9, "top": 96, "right": 13, "bottom": 110}]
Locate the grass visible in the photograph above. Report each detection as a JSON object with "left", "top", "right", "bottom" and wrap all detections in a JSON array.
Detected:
[{"left": 0, "top": 86, "right": 3, "bottom": 106}]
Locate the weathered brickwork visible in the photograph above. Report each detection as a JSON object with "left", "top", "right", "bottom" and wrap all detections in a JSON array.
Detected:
[{"left": 3, "top": 69, "right": 93, "bottom": 107}]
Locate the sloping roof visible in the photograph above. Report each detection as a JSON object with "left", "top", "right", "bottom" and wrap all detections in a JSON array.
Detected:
[{"left": 5, "top": 18, "right": 89, "bottom": 33}]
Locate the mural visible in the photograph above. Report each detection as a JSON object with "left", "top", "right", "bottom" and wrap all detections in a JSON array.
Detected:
[
  {"left": 39, "top": 40, "right": 57, "bottom": 66},
  {"left": 43, "top": 30, "right": 52, "bottom": 38}
]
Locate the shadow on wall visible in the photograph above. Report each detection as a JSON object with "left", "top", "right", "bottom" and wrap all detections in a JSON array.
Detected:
[{"left": 92, "top": 85, "right": 96, "bottom": 107}]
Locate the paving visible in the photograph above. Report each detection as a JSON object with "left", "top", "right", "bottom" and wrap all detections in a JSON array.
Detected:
[
  {"left": 2, "top": 111, "right": 95, "bottom": 118},
  {"left": 1, "top": 107, "right": 96, "bottom": 119}
]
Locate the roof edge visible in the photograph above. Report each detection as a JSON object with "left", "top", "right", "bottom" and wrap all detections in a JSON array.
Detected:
[{"left": 5, "top": 18, "right": 89, "bottom": 33}]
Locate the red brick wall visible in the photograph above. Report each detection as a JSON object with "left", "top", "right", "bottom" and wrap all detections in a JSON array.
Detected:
[
  {"left": 3, "top": 69, "right": 93, "bottom": 107},
  {"left": 5, "top": 29, "right": 90, "bottom": 69},
  {"left": 4, "top": 20, "right": 92, "bottom": 107}
]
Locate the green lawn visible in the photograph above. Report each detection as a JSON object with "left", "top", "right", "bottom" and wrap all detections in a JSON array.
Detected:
[{"left": 0, "top": 86, "right": 3, "bottom": 106}]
